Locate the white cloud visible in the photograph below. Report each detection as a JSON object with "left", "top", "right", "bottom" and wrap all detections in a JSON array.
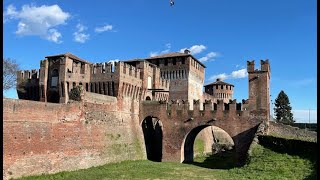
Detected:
[
  {"left": 47, "top": 29, "right": 62, "bottom": 43},
  {"left": 180, "top": 45, "right": 206, "bottom": 55},
  {"left": 209, "top": 68, "right": 248, "bottom": 81},
  {"left": 95, "top": 25, "right": 113, "bottom": 33},
  {"left": 230, "top": 68, "right": 248, "bottom": 79},
  {"left": 199, "top": 52, "right": 219, "bottom": 62},
  {"left": 150, "top": 49, "right": 170, "bottom": 57},
  {"left": 4, "top": 4, "right": 70, "bottom": 43},
  {"left": 73, "top": 23, "right": 90, "bottom": 43},
  {"left": 150, "top": 43, "right": 171, "bottom": 57},
  {"left": 3, "top": 4, "right": 17, "bottom": 22},
  {"left": 76, "top": 23, "right": 86, "bottom": 32}
]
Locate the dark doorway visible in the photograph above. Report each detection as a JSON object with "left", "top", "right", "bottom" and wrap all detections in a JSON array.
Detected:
[
  {"left": 47, "top": 91, "right": 60, "bottom": 103},
  {"left": 146, "top": 96, "right": 151, "bottom": 101},
  {"left": 142, "top": 116, "right": 163, "bottom": 162}
]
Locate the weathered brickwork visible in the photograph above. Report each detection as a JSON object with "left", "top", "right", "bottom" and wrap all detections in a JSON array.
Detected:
[
  {"left": 3, "top": 94, "right": 146, "bottom": 180},
  {"left": 5, "top": 51, "right": 271, "bottom": 179}
]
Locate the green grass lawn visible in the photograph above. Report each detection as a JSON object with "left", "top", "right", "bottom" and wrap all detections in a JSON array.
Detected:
[{"left": 15, "top": 144, "right": 316, "bottom": 180}]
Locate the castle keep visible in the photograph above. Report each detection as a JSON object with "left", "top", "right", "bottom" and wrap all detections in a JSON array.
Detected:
[{"left": 4, "top": 51, "right": 271, "bottom": 180}]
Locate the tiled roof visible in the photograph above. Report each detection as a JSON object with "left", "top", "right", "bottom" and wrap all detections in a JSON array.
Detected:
[
  {"left": 204, "top": 80, "right": 234, "bottom": 87},
  {"left": 145, "top": 52, "right": 206, "bottom": 68},
  {"left": 45, "top": 52, "right": 91, "bottom": 64}
]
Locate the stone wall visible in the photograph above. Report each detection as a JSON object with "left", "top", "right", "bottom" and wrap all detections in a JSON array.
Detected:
[
  {"left": 3, "top": 97, "right": 145, "bottom": 180},
  {"left": 268, "top": 121, "right": 317, "bottom": 142}
]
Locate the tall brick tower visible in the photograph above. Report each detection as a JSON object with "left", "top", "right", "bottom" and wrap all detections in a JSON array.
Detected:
[
  {"left": 247, "top": 60, "right": 271, "bottom": 120},
  {"left": 145, "top": 50, "right": 205, "bottom": 102}
]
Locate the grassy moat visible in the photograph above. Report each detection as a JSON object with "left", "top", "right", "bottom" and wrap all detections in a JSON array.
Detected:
[{"left": 15, "top": 143, "right": 316, "bottom": 180}]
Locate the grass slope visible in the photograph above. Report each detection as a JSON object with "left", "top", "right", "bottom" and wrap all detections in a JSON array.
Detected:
[{"left": 15, "top": 144, "right": 316, "bottom": 180}]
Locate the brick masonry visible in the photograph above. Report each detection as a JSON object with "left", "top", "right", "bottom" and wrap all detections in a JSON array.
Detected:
[
  {"left": 5, "top": 52, "right": 271, "bottom": 179},
  {"left": 3, "top": 94, "right": 146, "bottom": 180}
]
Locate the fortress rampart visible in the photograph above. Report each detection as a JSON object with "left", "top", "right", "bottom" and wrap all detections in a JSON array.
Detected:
[{"left": 6, "top": 55, "right": 270, "bottom": 179}]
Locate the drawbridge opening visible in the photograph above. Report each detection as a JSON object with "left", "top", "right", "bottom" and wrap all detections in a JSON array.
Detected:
[
  {"left": 181, "top": 125, "right": 236, "bottom": 169},
  {"left": 142, "top": 116, "right": 163, "bottom": 162}
]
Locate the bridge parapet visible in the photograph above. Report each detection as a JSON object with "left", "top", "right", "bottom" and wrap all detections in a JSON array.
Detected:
[{"left": 142, "top": 99, "right": 252, "bottom": 120}]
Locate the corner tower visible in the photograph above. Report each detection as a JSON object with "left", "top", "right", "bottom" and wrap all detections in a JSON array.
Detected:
[{"left": 247, "top": 60, "right": 271, "bottom": 119}]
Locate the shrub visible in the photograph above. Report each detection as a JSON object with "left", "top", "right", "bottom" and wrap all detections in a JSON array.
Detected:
[{"left": 69, "top": 86, "right": 83, "bottom": 101}]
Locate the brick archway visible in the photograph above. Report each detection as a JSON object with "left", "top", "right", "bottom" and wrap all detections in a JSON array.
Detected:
[
  {"left": 141, "top": 116, "right": 163, "bottom": 162},
  {"left": 180, "top": 125, "right": 234, "bottom": 163}
]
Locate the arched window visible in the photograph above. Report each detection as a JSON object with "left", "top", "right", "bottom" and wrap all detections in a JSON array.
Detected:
[{"left": 51, "top": 69, "right": 59, "bottom": 87}]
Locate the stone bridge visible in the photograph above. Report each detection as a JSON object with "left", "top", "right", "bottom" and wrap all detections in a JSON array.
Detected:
[{"left": 140, "top": 99, "right": 268, "bottom": 164}]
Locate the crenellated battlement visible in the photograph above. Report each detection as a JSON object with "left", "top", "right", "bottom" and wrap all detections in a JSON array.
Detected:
[
  {"left": 89, "top": 61, "right": 142, "bottom": 80},
  {"left": 122, "top": 62, "right": 141, "bottom": 79},
  {"left": 17, "top": 69, "right": 40, "bottom": 81},
  {"left": 158, "top": 99, "right": 250, "bottom": 115},
  {"left": 247, "top": 59, "right": 270, "bottom": 73}
]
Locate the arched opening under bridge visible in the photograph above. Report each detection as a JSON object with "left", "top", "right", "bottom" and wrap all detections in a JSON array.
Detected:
[
  {"left": 141, "top": 116, "right": 163, "bottom": 162},
  {"left": 181, "top": 125, "right": 235, "bottom": 165}
]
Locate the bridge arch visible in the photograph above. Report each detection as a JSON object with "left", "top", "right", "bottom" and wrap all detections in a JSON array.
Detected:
[
  {"left": 181, "top": 125, "right": 234, "bottom": 163},
  {"left": 141, "top": 116, "right": 163, "bottom": 162}
]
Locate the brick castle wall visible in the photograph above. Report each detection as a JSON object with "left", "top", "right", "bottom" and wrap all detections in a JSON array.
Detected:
[{"left": 3, "top": 96, "right": 145, "bottom": 180}]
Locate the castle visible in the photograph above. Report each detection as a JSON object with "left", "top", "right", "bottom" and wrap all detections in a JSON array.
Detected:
[
  {"left": 4, "top": 50, "right": 271, "bottom": 179},
  {"left": 16, "top": 50, "right": 236, "bottom": 105}
]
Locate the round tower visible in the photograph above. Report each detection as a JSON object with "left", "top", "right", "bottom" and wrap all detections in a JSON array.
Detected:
[{"left": 204, "top": 78, "right": 234, "bottom": 103}]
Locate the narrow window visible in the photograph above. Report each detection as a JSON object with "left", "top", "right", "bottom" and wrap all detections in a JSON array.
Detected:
[
  {"left": 147, "top": 76, "right": 152, "bottom": 89},
  {"left": 80, "top": 63, "right": 85, "bottom": 74},
  {"left": 67, "top": 82, "right": 70, "bottom": 92},
  {"left": 112, "top": 81, "right": 115, "bottom": 96},
  {"left": 61, "top": 82, "right": 64, "bottom": 97}
]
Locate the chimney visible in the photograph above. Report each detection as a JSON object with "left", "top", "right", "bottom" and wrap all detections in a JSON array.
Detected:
[{"left": 184, "top": 49, "right": 190, "bottom": 54}]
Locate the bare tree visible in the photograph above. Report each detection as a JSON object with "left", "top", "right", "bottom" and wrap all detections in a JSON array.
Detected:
[{"left": 3, "top": 58, "right": 19, "bottom": 91}]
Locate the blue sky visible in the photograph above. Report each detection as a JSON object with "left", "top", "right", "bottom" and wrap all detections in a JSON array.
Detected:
[{"left": 3, "top": 0, "right": 317, "bottom": 122}]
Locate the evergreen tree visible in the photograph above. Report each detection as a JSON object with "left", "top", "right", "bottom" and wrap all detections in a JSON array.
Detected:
[{"left": 274, "top": 90, "right": 294, "bottom": 124}]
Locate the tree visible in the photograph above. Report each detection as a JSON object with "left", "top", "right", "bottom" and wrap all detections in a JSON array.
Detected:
[
  {"left": 3, "top": 58, "right": 19, "bottom": 91},
  {"left": 274, "top": 90, "right": 294, "bottom": 124}
]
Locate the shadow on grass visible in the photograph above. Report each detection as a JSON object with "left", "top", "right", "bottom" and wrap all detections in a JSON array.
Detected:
[
  {"left": 187, "top": 150, "right": 237, "bottom": 169},
  {"left": 258, "top": 136, "right": 317, "bottom": 180}
]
